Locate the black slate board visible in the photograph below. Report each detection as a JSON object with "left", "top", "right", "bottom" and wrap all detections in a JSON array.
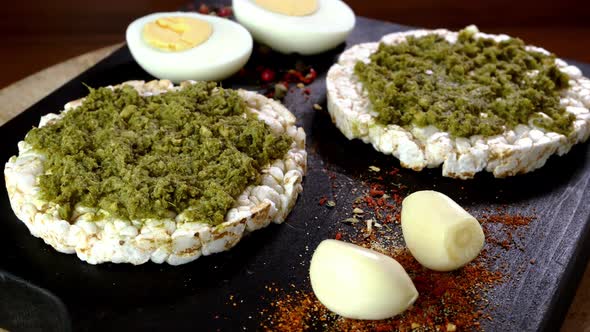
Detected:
[{"left": 1, "top": 6, "right": 590, "bottom": 331}]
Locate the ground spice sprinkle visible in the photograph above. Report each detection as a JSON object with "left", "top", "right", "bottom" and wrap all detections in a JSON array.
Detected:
[{"left": 258, "top": 166, "right": 537, "bottom": 331}]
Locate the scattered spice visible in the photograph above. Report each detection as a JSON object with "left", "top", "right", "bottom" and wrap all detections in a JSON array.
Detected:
[
  {"left": 318, "top": 196, "right": 328, "bottom": 206},
  {"left": 261, "top": 68, "right": 276, "bottom": 82},
  {"left": 369, "top": 185, "right": 385, "bottom": 197},
  {"left": 369, "top": 165, "right": 381, "bottom": 172},
  {"left": 260, "top": 290, "right": 332, "bottom": 331},
  {"left": 217, "top": 6, "right": 232, "bottom": 17},
  {"left": 259, "top": 165, "right": 538, "bottom": 331},
  {"left": 326, "top": 200, "right": 336, "bottom": 208},
  {"left": 304, "top": 68, "right": 317, "bottom": 84},
  {"left": 481, "top": 210, "right": 533, "bottom": 227},
  {"left": 260, "top": 248, "right": 502, "bottom": 331},
  {"left": 191, "top": 3, "right": 233, "bottom": 17},
  {"left": 197, "top": 3, "right": 210, "bottom": 14},
  {"left": 274, "top": 83, "right": 288, "bottom": 99},
  {"left": 285, "top": 68, "right": 317, "bottom": 84},
  {"left": 365, "top": 219, "right": 374, "bottom": 235},
  {"left": 313, "top": 104, "right": 323, "bottom": 111},
  {"left": 478, "top": 207, "right": 535, "bottom": 251},
  {"left": 342, "top": 217, "right": 359, "bottom": 224},
  {"left": 226, "top": 44, "right": 319, "bottom": 100}
]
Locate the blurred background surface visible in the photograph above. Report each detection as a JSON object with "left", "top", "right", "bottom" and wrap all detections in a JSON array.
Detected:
[
  {"left": 0, "top": 0, "right": 589, "bottom": 88},
  {"left": 0, "top": 1, "right": 589, "bottom": 331}
]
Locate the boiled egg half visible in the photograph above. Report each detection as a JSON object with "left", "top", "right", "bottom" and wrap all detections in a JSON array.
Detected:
[
  {"left": 126, "top": 12, "right": 253, "bottom": 82},
  {"left": 233, "top": 0, "right": 355, "bottom": 55}
]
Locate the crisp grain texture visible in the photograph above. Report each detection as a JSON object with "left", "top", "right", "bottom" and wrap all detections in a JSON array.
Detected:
[{"left": 4, "top": 80, "right": 307, "bottom": 265}]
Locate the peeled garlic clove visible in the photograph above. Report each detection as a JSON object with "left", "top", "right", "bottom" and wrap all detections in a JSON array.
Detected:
[
  {"left": 401, "top": 190, "right": 485, "bottom": 272},
  {"left": 309, "top": 239, "right": 418, "bottom": 320}
]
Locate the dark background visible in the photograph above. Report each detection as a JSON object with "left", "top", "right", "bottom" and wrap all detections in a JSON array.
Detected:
[{"left": 0, "top": 0, "right": 589, "bottom": 88}]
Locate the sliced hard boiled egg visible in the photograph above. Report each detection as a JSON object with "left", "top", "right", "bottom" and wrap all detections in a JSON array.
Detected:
[
  {"left": 126, "top": 12, "right": 253, "bottom": 82},
  {"left": 401, "top": 191, "right": 485, "bottom": 272},
  {"left": 309, "top": 239, "right": 419, "bottom": 320},
  {"left": 233, "top": 0, "right": 355, "bottom": 55}
]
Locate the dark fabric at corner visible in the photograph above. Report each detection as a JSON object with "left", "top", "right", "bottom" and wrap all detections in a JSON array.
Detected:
[{"left": 0, "top": 271, "right": 71, "bottom": 332}]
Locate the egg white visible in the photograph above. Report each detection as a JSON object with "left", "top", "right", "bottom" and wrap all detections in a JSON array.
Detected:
[
  {"left": 233, "top": 0, "right": 355, "bottom": 55},
  {"left": 126, "top": 12, "right": 253, "bottom": 82}
]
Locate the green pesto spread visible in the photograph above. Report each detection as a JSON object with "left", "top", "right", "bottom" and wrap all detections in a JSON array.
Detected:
[
  {"left": 354, "top": 28, "right": 574, "bottom": 137},
  {"left": 25, "top": 82, "right": 293, "bottom": 225}
]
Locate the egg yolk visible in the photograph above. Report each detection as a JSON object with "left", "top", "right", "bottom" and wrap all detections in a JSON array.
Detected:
[
  {"left": 143, "top": 16, "right": 213, "bottom": 51},
  {"left": 255, "top": 0, "right": 318, "bottom": 16}
]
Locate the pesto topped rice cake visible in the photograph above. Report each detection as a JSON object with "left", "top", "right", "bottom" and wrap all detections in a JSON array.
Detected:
[
  {"left": 4, "top": 80, "right": 307, "bottom": 265},
  {"left": 327, "top": 26, "right": 590, "bottom": 179}
]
